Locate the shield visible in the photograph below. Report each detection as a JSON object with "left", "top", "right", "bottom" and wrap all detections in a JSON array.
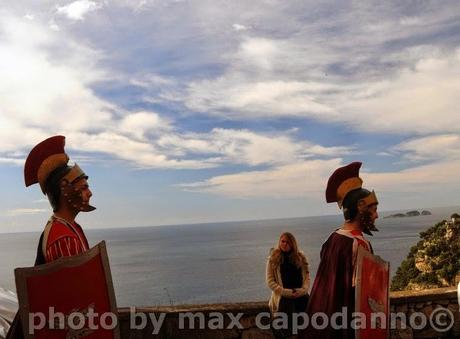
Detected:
[
  {"left": 14, "top": 241, "right": 120, "bottom": 339},
  {"left": 355, "top": 246, "right": 390, "bottom": 339}
]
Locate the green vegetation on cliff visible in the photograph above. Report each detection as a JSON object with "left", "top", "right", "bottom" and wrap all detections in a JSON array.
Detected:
[{"left": 391, "top": 218, "right": 460, "bottom": 291}]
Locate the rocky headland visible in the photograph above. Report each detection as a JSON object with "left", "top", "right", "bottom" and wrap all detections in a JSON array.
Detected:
[{"left": 391, "top": 214, "right": 460, "bottom": 291}]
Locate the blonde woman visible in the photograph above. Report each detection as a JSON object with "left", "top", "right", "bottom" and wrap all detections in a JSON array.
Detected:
[{"left": 266, "top": 232, "right": 310, "bottom": 338}]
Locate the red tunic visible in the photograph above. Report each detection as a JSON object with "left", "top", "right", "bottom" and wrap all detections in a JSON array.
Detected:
[{"left": 43, "top": 216, "right": 89, "bottom": 262}]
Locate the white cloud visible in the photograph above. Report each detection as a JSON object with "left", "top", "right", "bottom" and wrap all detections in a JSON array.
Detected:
[
  {"left": 0, "top": 157, "right": 24, "bottom": 165},
  {"left": 47, "top": 127, "right": 349, "bottom": 170},
  {"left": 366, "top": 160, "right": 460, "bottom": 194},
  {"left": 129, "top": 74, "right": 175, "bottom": 88},
  {"left": 66, "top": 132, "right": 216, "bottom": 169},
  {"left": 237, "top": 37, "right": 279, "bottom": 70},
  {"left": 111, "top": 0, "right": 152, "bottom": 11},
  {"left": 48, "top": 19, "right": 60, "bottom": 31},
  {"left": 178, "top": 159, "right": 342, "bottom": 198},
  {"left": 183, "top": 34, "right": 345, "bottom": 119},
  {"left": 2, "top": 4, "right": 459, "bottom": 176},
  {"left": 399, "top": 16, "right": 423, "bottom": 26},
  {"left": 232, "top": 23, "right": 248, "bottom": 31},
  {"left": 0, "top": 14, "right": 182, "bottom": 170},
  {"left": 49, "top": 126, "right": 351, "bottom": 170},
  {"left": 0, "top": 117, "right": 49, "bottom": 153},
  {"left": 119, "top": 112, "right": 172, "bottom": 140},
  {"left": 179, "top": 159, "right": 460, "bottom": 200},
  {"left": 391, "top": 134, "right": 460, "bottom": 162},
  {"left": 157, "top": 128, "right": 352, "bottom": 166},
  {"left": 343, "top": 52, "right": 460, "bottom": 134},
  {"left": 0, "top": 1, "right": 459, "bottom": 227},
  {"left": 186, "top": 78, "right": 337, "bottom": 118},
  {"left": 33, "top": 199, "right": 49, "bottom": 204},
  {"left": 0, "top": 12, "right": 350, "bottom": 171},
  {"left": 168, "top": 1, "right": 459, "bottom": 136},
  {"left": 0, "top": 14, "right": 112, "bottom": 139},
  {"left": 56, "top": 0, "right": 102, "bottom": 21},
  {"left": 185, "top": 43, "right": 460, "bottom": 134},
  {"left": 6, "top": 208, "right": 48, "bottom": 217},
  {"left": 0, "top": 119, "right": 349, "bottom": 170}
]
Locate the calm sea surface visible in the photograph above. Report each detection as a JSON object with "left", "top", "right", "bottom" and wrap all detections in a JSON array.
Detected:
[{"left": 0, "top": 206, "right": 458, "bottom": 307}]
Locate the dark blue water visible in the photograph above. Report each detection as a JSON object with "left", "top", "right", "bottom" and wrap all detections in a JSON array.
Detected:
[{"left": 0, "top": 206, "right": 457, "bottom": 307}]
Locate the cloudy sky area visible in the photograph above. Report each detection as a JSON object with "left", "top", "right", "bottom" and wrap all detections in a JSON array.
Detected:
[{"left": 0, "top": 0, "right": 459, "bottom": 232}]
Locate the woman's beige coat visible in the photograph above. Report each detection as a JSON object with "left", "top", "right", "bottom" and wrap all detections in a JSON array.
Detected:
[{"left": 266, "top": 250, "right": 310, "bottom": 314}]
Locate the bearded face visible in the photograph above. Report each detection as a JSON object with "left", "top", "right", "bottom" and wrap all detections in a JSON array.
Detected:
[{"left": 358, "top": 204, "right": 379, "bottom": 236}]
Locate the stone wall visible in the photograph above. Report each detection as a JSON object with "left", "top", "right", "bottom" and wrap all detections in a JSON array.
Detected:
[
  {"left": 390, "top": 287, "right": 459, "bottom": 339},
  {"left": 118, "top": 302, "right": 273, "bottom": 339},
  {"left": 118, "top": 287, "right": 459, "bottom": 339}
]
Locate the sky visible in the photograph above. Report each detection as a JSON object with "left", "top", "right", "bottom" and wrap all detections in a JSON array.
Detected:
[{"left": 0, "top": 0, "right": 459, "bottom": 232}]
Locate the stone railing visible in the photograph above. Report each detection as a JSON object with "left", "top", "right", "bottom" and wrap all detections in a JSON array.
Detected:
[
  {"left": 118, "top": 287, "right": 459, "bottom": 339},
  {"left": 118, "top": 302, "right": 272, "bottom": 339},
  {"left": 390, "top": 287, "right": 459, "bottom": 339}
]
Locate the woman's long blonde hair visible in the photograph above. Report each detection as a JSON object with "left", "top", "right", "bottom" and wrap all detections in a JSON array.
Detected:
[{"left": 269, "top": 232, "right": 306, "bottom": 269}]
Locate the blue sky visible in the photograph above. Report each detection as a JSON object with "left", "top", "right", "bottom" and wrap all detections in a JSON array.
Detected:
[{"left": 0, "top": 0, "right": 459, "bottom": 232}]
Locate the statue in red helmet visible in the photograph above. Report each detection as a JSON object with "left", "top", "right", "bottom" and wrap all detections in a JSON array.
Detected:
[
  {"left": 7, "top": 135, "right": 96, "bottom": 339},
  {"left": 300, "top": 162, "right": 384, "bottom": 339}
]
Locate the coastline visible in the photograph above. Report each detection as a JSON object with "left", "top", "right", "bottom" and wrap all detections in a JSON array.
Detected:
[{"left": 0, "top": 206, "right": 458, "bottom": 306}]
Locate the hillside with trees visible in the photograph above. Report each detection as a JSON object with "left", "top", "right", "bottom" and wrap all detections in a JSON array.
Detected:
[{"left": 391, "top": 214, "right": 460, "bottom": 291}]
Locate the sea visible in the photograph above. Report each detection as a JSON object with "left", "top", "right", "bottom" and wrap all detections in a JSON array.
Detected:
[{"left": 0, "top": 206, "right": 458, "bottom": 307}]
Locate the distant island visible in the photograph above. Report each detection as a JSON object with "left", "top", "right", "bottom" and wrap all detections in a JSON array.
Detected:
[
  {"left": 391, "top": 213, "right": 460, "bottom": 291},
  {"left": 384, "top": 209, "right": 432, "bottom": 218}
]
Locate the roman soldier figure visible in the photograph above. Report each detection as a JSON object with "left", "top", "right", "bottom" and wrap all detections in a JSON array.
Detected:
[
  {"left": 300, "top": 162, "right": 379, "bottom": 339},
  {"left": 7, "top": 135, "right": 96, "bottom": 338}
]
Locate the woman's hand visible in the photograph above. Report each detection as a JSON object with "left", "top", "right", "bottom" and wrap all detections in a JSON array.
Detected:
[{"left": 291, "top": 289, "right": 300, "bottom": 298}]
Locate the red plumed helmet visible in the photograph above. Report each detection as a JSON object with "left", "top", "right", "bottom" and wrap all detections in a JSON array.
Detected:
[
  {"left": 325, "top": 162, "right": 364, "bottom": 208},
  {"left": 24, "top": 136, "right": 69, "bottom": 193}
]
